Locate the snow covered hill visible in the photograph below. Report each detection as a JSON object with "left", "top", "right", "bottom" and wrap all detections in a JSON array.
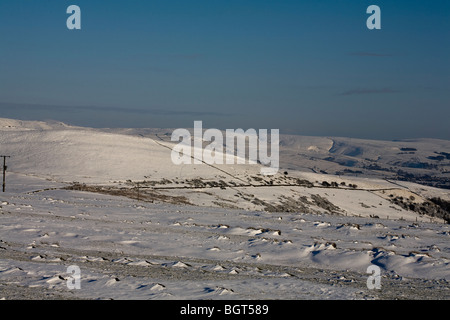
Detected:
[
  {"left": 0, "top": 117, "right": 449, "bottom": 300},
  {"left": 0, "top": 118, "right": 260, "bottom": 184},
  {"left": 1, "top": 117, "right": 448, "bottom": 223}
]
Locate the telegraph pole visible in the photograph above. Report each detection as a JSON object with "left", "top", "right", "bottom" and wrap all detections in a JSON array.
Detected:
[
  {"left": 136, "top": 182, "right": 140, "bottom": 201},
  {"left": 1, "top": 156, "right": 10, "bottom": 192}
]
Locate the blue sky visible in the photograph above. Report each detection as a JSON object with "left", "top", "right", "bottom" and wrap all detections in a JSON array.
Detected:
[{"left": 0, "top": 0, "right": 449, "bottom": 140}]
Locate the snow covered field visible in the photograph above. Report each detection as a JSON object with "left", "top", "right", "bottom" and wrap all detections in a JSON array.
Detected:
[{"left": 0, "top": 118, "right": 449, "bottom": 300}]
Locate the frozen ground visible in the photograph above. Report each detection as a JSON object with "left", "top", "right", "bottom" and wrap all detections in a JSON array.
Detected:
[
  {"left": 1, "top": 173, "right": 449, "bottom": 300},
  {"left": 0, "top": 118, "right": 449, "bottom": 299}
]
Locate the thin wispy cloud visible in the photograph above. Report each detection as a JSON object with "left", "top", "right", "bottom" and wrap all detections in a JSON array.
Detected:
[
  {"left": 349, "top": 52, "right": 393, "bottom": 57},
  {"left": 148, "top": 53, "right": 205, "bottom": 60},
  {"left": 0, "top": 102, "right": 231, "bottom": 117},
  {"left": 339, "top": 88, "right": 401, "bottom": 96}
]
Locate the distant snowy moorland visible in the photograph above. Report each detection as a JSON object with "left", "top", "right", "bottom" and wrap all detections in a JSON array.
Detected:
[{"left": 0, "top": 118, "right": 449, "bottom": 300}]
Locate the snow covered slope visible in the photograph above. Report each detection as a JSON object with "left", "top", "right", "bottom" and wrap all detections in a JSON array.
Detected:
[
  {"left": 0, "top": 174, "right": 449, "bottom": 300},
  {"left": 0, "top": 117, "right": 448, "bottom": 223},
  {"left": 0, "top": 118, "right": 260, "bottom": 184},
  {"left": 0, "top": 117, "right": 449, "bottom": 300}
]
